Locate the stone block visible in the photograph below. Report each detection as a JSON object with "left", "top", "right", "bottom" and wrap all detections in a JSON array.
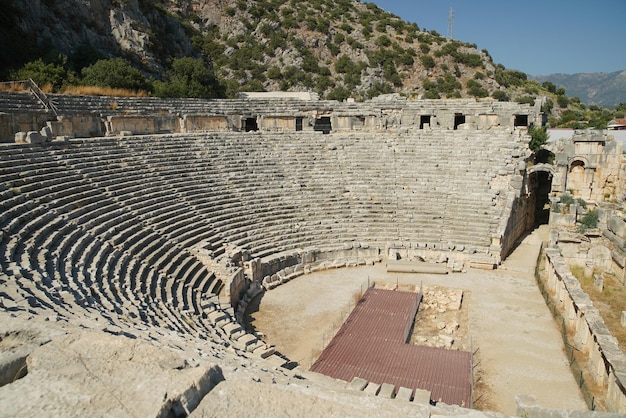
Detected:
[
  {"left": 348, "top": 377, "right": 368, "bottom": 391},
  {"left": 207, "top": 310, "right": 227, "bottom": 324},
  {"left": 363, "top": 382, "right": 380, "bottom": 396},
  {"left": 594, "top": 274, "right": 604, "bottom": 292},
  {"left": 395, "top": 386, "right": 413, "bottom": 402},
  {"left": 412, "top": 388, "right": 431, "bottom": 405},
  {"left": 26, "top": 131, "right": 45, "bottom": 144},
  {"left": 40, "top": 125, "right": 53, "bottom": 139},
  {"left": 378, "top": 383, "right": 395, "bottom": 399},
  {"left": 608, "top": 216, "right": 626, "bottom": 238},
  {"left": 237, "top": 333, "right": 258, "bottom": 347},
  {"left": 14, "top": 131, "right": 26, "bottom": 144}
]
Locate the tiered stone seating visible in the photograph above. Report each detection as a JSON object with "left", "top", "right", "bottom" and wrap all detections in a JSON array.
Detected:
[
  {"left": 0, "top": 143, "right": 230, "bottom": 339},
  {"left": 0, "top": 119, "right": 526, "bottom": 349},
  {"left": 0, "top": 91, "right": 47, "bottom": 114}
]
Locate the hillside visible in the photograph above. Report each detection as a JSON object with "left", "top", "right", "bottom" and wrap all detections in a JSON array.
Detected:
[
  {"left": 532, "top": 70, "right": 626, "bottom": 107},
  {"left": 2, "top": 0, "right": 539, "bottom": 101}
]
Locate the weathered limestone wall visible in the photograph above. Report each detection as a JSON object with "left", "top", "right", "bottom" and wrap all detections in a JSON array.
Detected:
[
  {"left": 259, "top": 116, "right": 296, "bottom": 131},
  {"left": 106, "top": 115, "right": 179, "bottom": 135},
  {"left": 47, "top": 115, "right": 103, "bottom": 138},
  {"left": 0, "top": 112, "right": 50, "bottom": 142},
  {"left": 182, "top": 115, "right": 229, "bottom": 132},
  {"left": 1, "top": 95, "right": 544, "bottom": 143},
  {"left": 249, "top": 245, "right": 381, "bottom": 291},
  {"left": 552, "top": 131, "right": 624, "bottom": 203},
  {"left": 605, "top": 215, "right": 626, "bottom": 285},
  {"left": 544, "top": 248, "right": 626, "bottom": 413},
  {"left": 499, "top": 189, "right": 537, "bottom": 259}
]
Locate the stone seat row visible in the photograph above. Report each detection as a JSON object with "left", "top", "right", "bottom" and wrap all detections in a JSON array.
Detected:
[
  {"left": 1, "top": 129, "right": 512, "bottom": 258},
  {"left": 4, "top": 217, "right": 226, "bottom": 338},
  {"left": 0, "top": 91, "right": 47, "bottom": 113},
  {"left": 2, "top": 251, "right": 267, "bottom": 357},
  {"left": 0, "top": 180, "right": 495, "bottom": 259},
  {"left": 0, "top": 178, "right": 223, "bottom": 335}
]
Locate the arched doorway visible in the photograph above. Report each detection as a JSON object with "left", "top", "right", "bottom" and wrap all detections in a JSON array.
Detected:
[
  {"left": 528, "top": 164, "right": 555, "bottom": 225},
  {"left": 567, "top": 159, "right": 586, "bottom": 197}
]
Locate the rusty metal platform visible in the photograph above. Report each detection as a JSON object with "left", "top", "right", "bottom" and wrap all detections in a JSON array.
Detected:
[{"left": 310, "top": 288, "right": 472, "bottom": 407}]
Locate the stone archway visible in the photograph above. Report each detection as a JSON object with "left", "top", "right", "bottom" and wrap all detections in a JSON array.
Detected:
[
  {"left": 527, "top": 164, "right": 555, "bottom": 225},
  {"left": 567, "top": 159, "right": 587, "bottom": 197}
]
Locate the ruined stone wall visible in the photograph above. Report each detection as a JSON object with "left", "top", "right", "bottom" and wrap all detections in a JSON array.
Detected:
[
  {"left": 0, "top": 93, "right": 542, "bottom": 140},
  {"left": 544, "top": 248, "right": 626, "bottom": 413},
  {"left": 551, "top": 131, "right": 625, "bottom": 204}
]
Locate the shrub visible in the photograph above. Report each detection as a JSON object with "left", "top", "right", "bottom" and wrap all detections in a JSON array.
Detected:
[
  {"left": 346, "top": 37, "right": 364, "bottom": 50},
  {"left": 466, "top": 79, "right": 488, "bottom": 98},
  {"left": 267, "top": 66, "right": 282, "bottom": 80},
  {"left": 376, "top": 35, "right": 391, "bottom": 47},
  {"left": 492, "top": 90, "right": 509, "bottom": 102},
  {"left": 10, "top": 59, "right": 72, "bottom": 92},
  {"left": 420, "top": 55, "right": 435, "bottom": 69},
  {"left": 81, "top": 58, "right": 150, "bottom": 92},
  {"left": 153, "top": 57, "right": 225, "bottom": 99},
  {"left": 560, "top": 193, "right": 575, "bottom": 206},
  {"left": 557, "top": 94, "right": 569, "bottom": 108},
  {"left": 516, "top": 96, "right": 535, "bottom": 106},
  {"left": 578, "top": 209, "right": 598, "bottom": 232},
  {"left": 327, "top": 86, "right": 351, "bottom": 101},
  {"left": 340, "top": 22, "right": 353, "bottom": 33}
]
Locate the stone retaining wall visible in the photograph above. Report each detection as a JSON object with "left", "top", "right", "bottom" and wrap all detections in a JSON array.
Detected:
[
  {"left": 544, "top": 248, "right": 626, "bottom": 413},
  {"left": 248, "top": 244, "right": 382, "bottom": 291},
  {"left": 0, "top": 92, "right": 542, "bottom": 141}
]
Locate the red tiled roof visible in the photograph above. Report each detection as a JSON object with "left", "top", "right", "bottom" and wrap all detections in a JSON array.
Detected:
[{"left": 310, "top": 288, "right": 472, "bottom": 407}]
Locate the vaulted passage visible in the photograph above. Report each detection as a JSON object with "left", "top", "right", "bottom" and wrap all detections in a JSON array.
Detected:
[
  {"left": 313, "top": 117, "right": 332, "bottom": 134},
  {"left": 244, "top": 117, "right": 258, "bottom": 132},
  {"left": 534, "top": 171, "right": 553, "bottom": 225}
]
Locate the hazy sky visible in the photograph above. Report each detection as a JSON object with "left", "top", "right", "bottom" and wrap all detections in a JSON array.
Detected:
[{"left": 370, "top": 0, "right": 625, "bottom": 75}]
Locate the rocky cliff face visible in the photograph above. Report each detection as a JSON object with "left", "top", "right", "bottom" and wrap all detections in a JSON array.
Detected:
[
  {"left": 10, "top": 0, "right": 194, "bottom": 75},
  {"left": 5, "top": 0, "right": 525, "bottom": 100}
]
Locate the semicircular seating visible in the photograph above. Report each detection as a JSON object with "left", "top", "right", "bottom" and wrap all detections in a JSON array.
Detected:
[{"left": 0, "top": 123, "right": 526, "bottom": 340}]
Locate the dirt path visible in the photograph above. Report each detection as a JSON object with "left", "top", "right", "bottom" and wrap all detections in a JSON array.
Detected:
[{"left": 247, "top": 226, "right": 587, "bottom": 415}]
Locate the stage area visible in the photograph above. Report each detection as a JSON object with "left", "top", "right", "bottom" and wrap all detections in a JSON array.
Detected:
[
  {"left": 310, "top": 287, "right": 472, "bottom": 407},
  {"left": 246, "top": 226, "right": 588, "bottom": 415}
]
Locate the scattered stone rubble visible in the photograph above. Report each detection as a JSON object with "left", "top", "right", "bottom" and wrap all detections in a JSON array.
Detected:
[{"left": 412, "top": 285, "right": 466, "bottom": 350}]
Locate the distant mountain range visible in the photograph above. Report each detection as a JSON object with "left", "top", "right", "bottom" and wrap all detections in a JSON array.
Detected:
[{"left": 532, "top": 70, "right": 626, "bottom": 107}]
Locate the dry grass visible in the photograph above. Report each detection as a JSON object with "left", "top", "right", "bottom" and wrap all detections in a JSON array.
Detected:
[
  {"left": 60, "top": 85, "right": 150, "bottom": 97},
  {"left": 570, "top": 265, "right": 626, "bottom": 352},
  {"left": 0, "top": 83, "right": 149, "bottom": 97},
  {"left": 0, "top": 81, "right": 30, "bottom": 92}
]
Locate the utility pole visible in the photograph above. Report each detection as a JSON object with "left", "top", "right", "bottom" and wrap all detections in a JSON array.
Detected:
[{"left": 448, "top": 7, "right": 454, "bottom": 39}]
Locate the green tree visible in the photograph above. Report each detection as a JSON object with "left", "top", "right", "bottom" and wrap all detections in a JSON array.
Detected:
[
  {"left": 529, "top": 125, "right": 549, "bottom": 153},
  {"left": 81, "top": 58, "right": 150, "bottom": 91},
  {"left": 557, "top": 94, "right": 569, "bottom": 108},
  {"left": 153, "top": 57, "right": 225, "bottom": 99},
  {"left": 10, "top": 58, "right": 71, "bottom": 91},
  {"left": 542, "top": 81, "right": 557, "bottom": 93}
]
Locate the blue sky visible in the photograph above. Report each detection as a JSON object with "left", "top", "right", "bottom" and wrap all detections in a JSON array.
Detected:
[{"left": 369, "top": 0, "right": 625, "bottom": 75}]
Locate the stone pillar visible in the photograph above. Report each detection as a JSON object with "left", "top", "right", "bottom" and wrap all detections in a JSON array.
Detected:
[
  {"left": 594, "top": 274, "right": 604, "bottom": 292},
  {"left": 621, "top": 311, "right": 626, "bottom": 327},
  {"left": 584, "top": 261, "right": 594, "bottom": 278}
]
